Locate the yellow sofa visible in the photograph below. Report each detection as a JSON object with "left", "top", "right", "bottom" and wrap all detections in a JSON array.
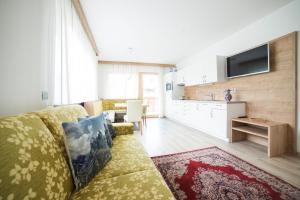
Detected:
[
  {"left": 102, "top": 99, "right": 127, "bottom": 111},
  {"left": 0, "top": 105, "right": 174, "bottom": 200}
]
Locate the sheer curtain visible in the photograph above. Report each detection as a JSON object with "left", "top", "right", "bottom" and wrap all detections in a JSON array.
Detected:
[
  {"left": 52, "top": 0, "right": 98, "bottom": 105},
  {"left": 98, "top": 64, "right": 165, "bottom": 117},
  {"left": 99, "top": 65, "right": 139, "bottom": 99},
  {"left": 105, "top": 73, "right": 138, "bottom": 99}
]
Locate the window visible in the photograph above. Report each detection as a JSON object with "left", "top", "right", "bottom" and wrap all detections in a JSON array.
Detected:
[
  {"left": 141, "top": 73, "right": 159, "bottom": 116},
  {"left": 104, "top": 73, "right": 138, "bottom": 99}
]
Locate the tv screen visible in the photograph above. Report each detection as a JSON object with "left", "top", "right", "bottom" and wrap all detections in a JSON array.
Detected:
[{"left": 227, "top": 44, "right": 269, "bottom": 78}]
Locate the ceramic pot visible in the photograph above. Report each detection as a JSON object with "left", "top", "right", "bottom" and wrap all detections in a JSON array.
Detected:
[{"left": 224, "top": 89, "right": 232, "bottom": 102}]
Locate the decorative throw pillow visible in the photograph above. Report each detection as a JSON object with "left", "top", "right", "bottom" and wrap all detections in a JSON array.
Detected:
[
  {"left": 62, "top": 118, "right": 111, "bottom": 190},
  {"left": 106, "top": 110, "right": 115, "bottom": 122},
  {"left": 78, "top": 113, "right": 113, "bottom": 147},
  {"left": 103, "top": 112, "right": 116, "bottom": 139},
  {"left": 103, "top": 122, "right": 113, "bottom": 147}
]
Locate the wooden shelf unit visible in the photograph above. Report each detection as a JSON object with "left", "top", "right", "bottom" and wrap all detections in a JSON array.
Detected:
[{"left": 230, "top": 118, "right": 288, "bottom": 157}]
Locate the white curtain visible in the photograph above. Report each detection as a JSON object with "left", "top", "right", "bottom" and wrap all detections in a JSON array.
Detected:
[
  {"left": 99, "top": 65, "right": 139, "bottom": 99},
  {"left": 52, "top": 0, "right": 98, "bottom": 105},
  {"left": 98, "top": 64, "right": 165, "bottom": 117}
]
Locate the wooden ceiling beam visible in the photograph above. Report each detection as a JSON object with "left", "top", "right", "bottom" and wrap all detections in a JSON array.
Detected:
[
  {"left": 98, "top": 60, "right": 176, "bottom": 68},
  {"left": 73, "top": 0, "right": 100, "bottom": 56}
]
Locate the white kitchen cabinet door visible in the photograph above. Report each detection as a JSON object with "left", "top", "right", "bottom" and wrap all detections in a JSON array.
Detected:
[
  {"left": 210, "top": 108, "right": 227, "bottom": 140},
  {"left": 184, "top": 64, "right": 201, "bottom": 86},
  {"left": 183, "top": 55, "right": 226, "bottom": 86},
  {"left": 193, "top": 103, "right": 211, "bottom": 132},
  {"left": 200, "top": 55, "right": 225, "bottom": 84},
  {"left": 165, "top": 98, "right": 173, "bottom": 118},
  {"left": 184, "top": 67, "right": 193, "bottom": 86},
  {"left": 175, "top": 69, "right": 186, "bottom": 85},
  {"left": 184, "top": 102, "right": 197, "bottom": 127}
]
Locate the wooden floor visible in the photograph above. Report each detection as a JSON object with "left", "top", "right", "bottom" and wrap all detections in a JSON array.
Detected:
[{"left": 134, "top": 118, "right": 300, "bottom": 188}]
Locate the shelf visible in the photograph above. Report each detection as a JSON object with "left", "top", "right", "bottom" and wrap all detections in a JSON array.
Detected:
[
  {"left": 231, "top": 118, "right": 288, "bottom": 157},
  {"left": 232, "top": 126, "right": 268, "bottom": 139},
  {"left": 232, "top": 117, "right": 285, "bottom": 127}
]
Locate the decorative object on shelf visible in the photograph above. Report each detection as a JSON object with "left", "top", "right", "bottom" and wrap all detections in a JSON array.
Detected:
[
  {"left": 152, "top": 146, "right": 300, "bottom": 200},
  {"left": 224, "top": 89, "right": 232, "bottom": 102}
]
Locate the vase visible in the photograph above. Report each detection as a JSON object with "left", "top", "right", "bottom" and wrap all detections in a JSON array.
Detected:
[{"left": 224, "top": 89, "right": 232, "bottom": 102}]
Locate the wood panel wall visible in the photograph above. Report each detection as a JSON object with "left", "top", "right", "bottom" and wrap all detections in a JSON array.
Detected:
[{"left": 185, "top": 32, "right": 297, "bottom": 153}]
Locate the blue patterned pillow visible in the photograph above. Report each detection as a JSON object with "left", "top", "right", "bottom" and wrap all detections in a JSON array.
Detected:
[
  {"left": 78, "top": 113, "right": 113, "bottom": 147},
  {"left": 62, "top": 117, "right": 111, "bottom": 190},
  {"left": 103, "top": 112, "right": 116, "bottom": 139}
]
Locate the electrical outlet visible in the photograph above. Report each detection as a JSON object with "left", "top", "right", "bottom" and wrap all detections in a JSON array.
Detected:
[{"left": 42, "top": 91, "right": 48, "bottom": 101}]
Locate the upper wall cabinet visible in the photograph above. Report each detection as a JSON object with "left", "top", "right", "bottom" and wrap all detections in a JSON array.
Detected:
[
  {"left": 176, "top": 55, "right": 226, "bottom": 86},
  {"left": 175, "top": 68, "right": 187, "bottom": 85}
]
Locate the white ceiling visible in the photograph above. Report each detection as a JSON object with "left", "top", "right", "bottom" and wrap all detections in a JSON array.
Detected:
[{"left": 81, "top": 0, "right": 292, "bottom": 64}]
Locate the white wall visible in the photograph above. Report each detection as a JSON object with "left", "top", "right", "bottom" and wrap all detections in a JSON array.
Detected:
[
  {"left": 0, "top": 0, "right": 98, "bottom": 116},
  {"left": 0, "top": 0, "right": 51, "bottom": 116},
  {"left": 177, "top": 0, "right": 300, "bottom": 151}
]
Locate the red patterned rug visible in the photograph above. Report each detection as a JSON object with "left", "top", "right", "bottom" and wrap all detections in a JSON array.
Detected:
[{"left": 151, "top": 146, "right": 300, "bottom": 200}]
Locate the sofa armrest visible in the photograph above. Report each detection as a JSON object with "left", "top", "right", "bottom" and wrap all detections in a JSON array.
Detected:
[{"left": 112, "top": 123, "right": 134, "bottom": 136}]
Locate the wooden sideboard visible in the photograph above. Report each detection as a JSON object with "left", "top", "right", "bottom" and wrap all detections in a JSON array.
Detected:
[{"left": 230, "top": 118, "right": 288, "bottom": 157}]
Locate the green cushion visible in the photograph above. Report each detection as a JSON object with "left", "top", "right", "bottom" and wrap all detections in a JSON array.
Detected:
[
  {"left": 102, "top": 99, "right": 127, "bottom": 111},
  {"left": 72, "top": 134, "right": 174, "bottom": 199},
  {"left": 72, "top": 169, "right": 175, "bottom": 200},
  {"left": 112, "top": 123, "right": 134, "bottom": 136},
  {"left": 96, "top": 135, "right": 154, "bottom": 179},
  {"left": 0, "top": 114, "right": 73, "bottom": 200},
  {"left": 34, "top": 105, "right": 88, "bottom": 156}
]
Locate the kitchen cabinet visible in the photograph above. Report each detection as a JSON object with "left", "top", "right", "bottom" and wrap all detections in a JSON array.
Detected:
[
  {"left": 175, "top": 68, "right": 186, "bottom": 85},
  {"left": 176, "top": 55, "right": 226, "bottom": 86},
  {"left": 165, "top": 100, "right": 246, "bottom": 141},
  {"left": 210, "top": 104, "right": 227, "bottom": 139}
]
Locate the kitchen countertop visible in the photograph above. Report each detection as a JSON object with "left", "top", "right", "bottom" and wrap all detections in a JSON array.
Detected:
[{"left": 172, "top": 99, "right": 246, "bottom": 104}]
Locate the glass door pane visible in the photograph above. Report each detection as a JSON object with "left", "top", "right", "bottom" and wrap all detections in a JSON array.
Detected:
[{"left": 141, "top": 73, "right": 159, "bottom": 116}]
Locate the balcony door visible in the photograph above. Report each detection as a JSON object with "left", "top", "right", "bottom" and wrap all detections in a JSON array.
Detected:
[{"left": 139, "top": 73, "right": 159, "bottom": 117}]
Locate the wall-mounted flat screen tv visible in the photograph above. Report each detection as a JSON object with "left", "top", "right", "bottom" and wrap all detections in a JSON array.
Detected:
[{"left": 226, "top": 44, "right": 269, "bottom": 78}]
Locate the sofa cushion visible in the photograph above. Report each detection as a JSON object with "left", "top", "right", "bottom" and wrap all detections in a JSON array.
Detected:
[
  {"left": 0, "top": 114, "right": 73, "bottom": 200},
  {"left": 96, "top": 156, "right": 155, "bottom": 179},
  {"left": 83, "top": 100, "right": 103, "bottom": 116},
  {"left": 111, "top": 135, "right": 148, "bottom": 159},
  {"left": 102, "top": 99, "right": 127, "bottom": 111},
  {"left": 72, "top": 169, "right": 175, "bottom": 200},
  {"left": 95, "top": 135, "right": 155, "bottom": 179},
  {"left": 62, "top": 118, "right": 112, "bottom": 190},
  {"left": 112, "top": 123, "right": 134, "bottom": 136},
  {"left": 35, "top": 105, "right": 88, "bottom": 156}
]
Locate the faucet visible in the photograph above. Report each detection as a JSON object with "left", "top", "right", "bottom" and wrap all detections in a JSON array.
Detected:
[{"left": 205, "top": 93, "right": 215, "bottom": 101}]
